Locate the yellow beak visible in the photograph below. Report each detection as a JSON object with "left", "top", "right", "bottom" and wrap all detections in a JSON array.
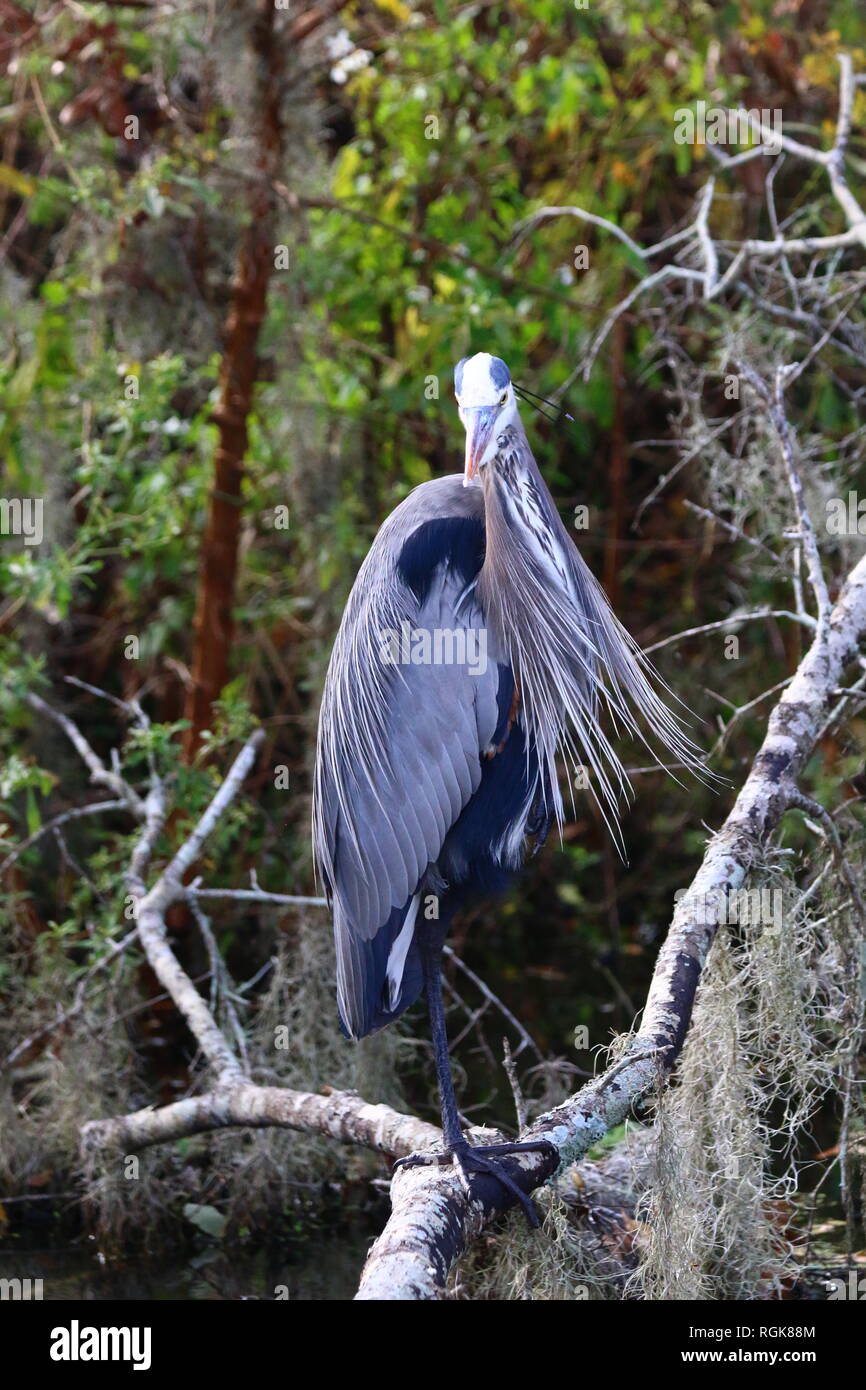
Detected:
[{"left": 462, "top": 407, "right": 497, "bottom": 486}]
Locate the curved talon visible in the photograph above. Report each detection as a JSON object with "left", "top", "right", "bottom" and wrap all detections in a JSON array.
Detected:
[
  {"left": 393, "top": 1138, "right": 557, "bottom": 1228},
  {"left": 394, "top": 1151, "right": 452, "bottom": 1172}
]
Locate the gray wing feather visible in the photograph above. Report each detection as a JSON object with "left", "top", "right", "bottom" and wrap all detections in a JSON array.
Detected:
[{"left": 313, "top": 477, "right": 500, "bottom": 1033}]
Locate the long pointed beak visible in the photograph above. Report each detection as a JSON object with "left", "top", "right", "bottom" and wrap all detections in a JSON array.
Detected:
[{"left": 463, "top": 407, "right": 497, "bottom": 486}]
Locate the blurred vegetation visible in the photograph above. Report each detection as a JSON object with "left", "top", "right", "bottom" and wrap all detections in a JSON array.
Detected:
[{"left": 1, "top": 0, "right": 865, "bottom": 1286}]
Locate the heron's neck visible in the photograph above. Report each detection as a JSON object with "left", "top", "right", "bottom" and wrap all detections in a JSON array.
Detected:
[
  {"left": 474, "top": 419, "right": 703, "bottom": 839},
  {"left": 479, "top": 423, "right": 573, "bottom": 595}
]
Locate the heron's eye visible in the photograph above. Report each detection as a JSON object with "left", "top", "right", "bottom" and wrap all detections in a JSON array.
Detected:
[{"left": 499, "top": 392, "right": 508, "bottom": 406}]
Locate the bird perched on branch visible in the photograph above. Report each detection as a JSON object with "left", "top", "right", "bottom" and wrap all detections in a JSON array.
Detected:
[{"left": 314, "top": 352, "right": 702, "bottom": 1223}]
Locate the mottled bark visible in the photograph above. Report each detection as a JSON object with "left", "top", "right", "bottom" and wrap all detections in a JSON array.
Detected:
[{"left": 82, "top": 1086, "right": 439, "bottom": 1159}]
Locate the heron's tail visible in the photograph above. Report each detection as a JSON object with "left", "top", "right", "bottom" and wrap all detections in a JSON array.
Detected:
[{"left": 335, "top": 892, "right": 428, "bottom": 1040}]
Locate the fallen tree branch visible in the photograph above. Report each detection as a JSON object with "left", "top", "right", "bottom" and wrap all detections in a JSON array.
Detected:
[
  {"left": 19, "top": 696, "right": 399, "bottom": 1177},
  {"left": 81, "top": 1085, "right": 439, "bottom": 1158}
]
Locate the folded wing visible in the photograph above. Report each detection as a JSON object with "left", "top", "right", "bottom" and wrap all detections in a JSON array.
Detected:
[{"left": 313, "top": 479, "right": 507, "bottom": 1038}]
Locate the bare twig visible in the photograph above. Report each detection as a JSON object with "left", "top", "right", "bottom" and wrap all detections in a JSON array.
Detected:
[
  {"left": 126, "top": 731, "right": 265, "bottom": 1084},
  {"left": 186, "top": 887, "right": 327, "bottom": 907},
  {"left": 643, "top": 609, "right": 815, "bottom": 657},
  {"left": 736, "top": 361, "right": 831, "bottom": 623},
  {"left": 682, "top": 500, "right": 796, "bottom": 574},
  {"left": 25, "top": 692, "right": 145, "bottom": 817},
  {"left": 518, "top": 56, "right": 866, "bottom": 376},
  {"left": 502, "top": 1039, "right": 529, "bottom": 1131},
  {"left": 787, "top": 789, "right": 866, "bottom": 932},
  {"left": 442, "top": 944, "right": 543, "bottom": 1063},
  {"left": 0, "top": 799, "right": 126, "bottom": 876}
]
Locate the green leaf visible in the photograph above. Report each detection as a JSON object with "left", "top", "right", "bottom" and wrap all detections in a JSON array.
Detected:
[
  {"left": 40, "top": 281, "right": 69, "bottom": 306},
  {"left": 183, "top": 1203, "right": 227, "bottom": 1239},
  {"left": 25, "top": 786, "right": 41, "bottom": 838}
]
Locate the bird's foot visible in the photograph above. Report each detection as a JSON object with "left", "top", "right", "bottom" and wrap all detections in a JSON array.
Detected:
[{"left": 394, "top": 1139, "right": 557, "bottom": 1229}]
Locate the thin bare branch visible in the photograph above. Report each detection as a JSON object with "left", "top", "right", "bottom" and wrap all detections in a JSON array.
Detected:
[{"left": 25, "top": 693, "right": 145, "bottom": 817}]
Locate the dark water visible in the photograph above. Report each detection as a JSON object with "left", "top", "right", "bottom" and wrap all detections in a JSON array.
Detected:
[
  {"left": 0, "top": 1228, "right": 377, "bottom": 1301},
  {"left": 1, "top": 1188, "right": 855, "bottom": 1301}
]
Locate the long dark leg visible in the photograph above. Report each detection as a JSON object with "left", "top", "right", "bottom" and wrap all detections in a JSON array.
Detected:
[
  {"left": 394, "top": 933, "right": 557, "bottom": 1228},
  {"left": 420, "top": 928, "right": 468, "bottom": 1149}
]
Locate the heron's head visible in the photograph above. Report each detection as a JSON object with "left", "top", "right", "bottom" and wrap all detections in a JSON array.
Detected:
[{"left": 454, "top": 352, "right": 517, "bottom": 485}]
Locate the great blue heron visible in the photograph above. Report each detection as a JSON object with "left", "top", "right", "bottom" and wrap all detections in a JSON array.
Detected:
[{"left": 314, "top": 352, "right": 700, "bottom": 1222}]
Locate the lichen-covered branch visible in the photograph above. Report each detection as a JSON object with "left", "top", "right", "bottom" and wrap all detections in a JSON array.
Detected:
[{"left": 81, "top": 1085, "right": 438, "bottom": 1159}]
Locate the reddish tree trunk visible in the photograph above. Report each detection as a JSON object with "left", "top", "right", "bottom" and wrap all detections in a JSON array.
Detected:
[
  {"left": 182, "top": 0, "right": 283, "bottom": 758},
  {"left": 181, "top": 0, "right": 356, "bottom": 758}
]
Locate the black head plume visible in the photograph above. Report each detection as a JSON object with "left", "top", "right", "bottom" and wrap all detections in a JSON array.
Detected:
[{"left": 513, "top": 382, "right": 576, "bottom": 425}]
